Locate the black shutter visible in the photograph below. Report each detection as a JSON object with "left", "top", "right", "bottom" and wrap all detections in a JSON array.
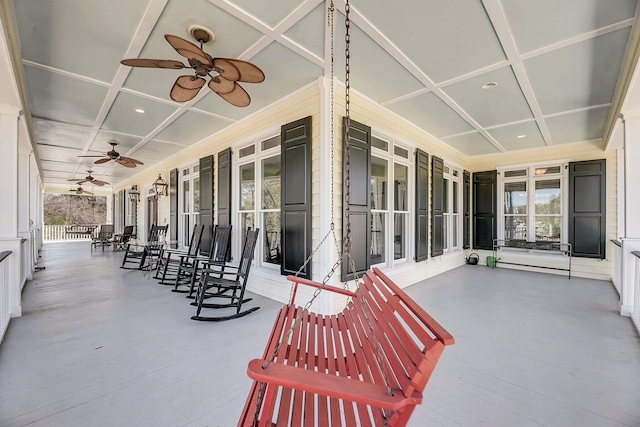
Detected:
[
  {"left": 120, "top": 190, "right": 126, "bottom": 234},
  {"left": 169, "top": 168, "right": 178, "bottom": 249},
  {"left": 342, "top": 118, "right": 371, "bottom": 281},
  {"left": 569, "top": 160, "right": 606, "bottom": 259},
  {"left": 463, "top": 170, "right": 470, "bottom": 249},
  {"left": 431, "top": 156, "right": 444, "bottom": 257},
  {"left": 281, "top": 116, "right": 312, "bottom": 278},
  {"left": 217, "top": 148, "right": 231, "bottom": 226},
  {"left": 199, "top": 155, "right": 214, "bottom": 255},
  {"left": 415, "top": 149, "right": 429, "bottom": 262},
  {"left": 473, "top": 170, "right": 497, "bottom": 250}
]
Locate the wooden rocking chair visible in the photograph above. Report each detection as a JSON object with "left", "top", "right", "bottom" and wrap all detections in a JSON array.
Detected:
[
  {"left": 120, "top": 224, "right": 168, "bottom": 270},
  {"left": 190, "top": 228, "right": 259, "bottom": 321},
  {"left": 237, "top": 268, "right": 454, "bottom": 426},
  {"left": 172, "top": 224, "right": 232, "bottom": 296},
  {"left": 155, "top": 224, "right": 204, "bottom": 285}
]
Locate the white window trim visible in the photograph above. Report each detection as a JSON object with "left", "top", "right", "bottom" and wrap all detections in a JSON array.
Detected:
[
  {"left": 443, "top": 162, "right": 462, "bottom": 254},
  {"left": 497, "top": 160, "right": 569, "bottom": 245},
  {"left": 233, "top": 128, "right": 282, "bottom": 273},
  {"left": 178, "top": 163, "right": 200, "bottom": 250},
  {"left": 370, "top": 131, "right": 414, "bottom": 268}
]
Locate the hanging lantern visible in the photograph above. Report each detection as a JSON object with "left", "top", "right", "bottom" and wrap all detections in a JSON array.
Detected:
[
  {"left": 129, "top": 184, "right": 140, "bottom": 202},
  {"left": 153, "top": 173, "right": 168, "bottom": 197}
]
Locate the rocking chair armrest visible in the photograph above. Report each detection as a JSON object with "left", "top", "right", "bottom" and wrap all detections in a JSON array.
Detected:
[
  {"left": 201, "top": 266, "right": 239, "bottom": 276},
  {"left": 247, "top": 359, "right": 421, "bottom": 411}
]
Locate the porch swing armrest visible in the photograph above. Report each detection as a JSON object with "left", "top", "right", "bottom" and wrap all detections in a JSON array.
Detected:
[
  {"left": 287, "top": 275, "right": 356, "bottom": 298},
  {"left": 247, "top": 359, "right": 421, "bottom": 411}
]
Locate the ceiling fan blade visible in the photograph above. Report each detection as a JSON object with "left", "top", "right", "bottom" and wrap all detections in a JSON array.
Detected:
[
  {"left": 214, "top": 82, "right": 251, "bottom": 107},
  {"left": 120, "top": 156, "right": 144, "bottom": 165},
  {"left": 164, "top": 35, "right": 212, "bottom": 66},
  {"left": 116, "top": 158, "right": 136, "bottom": 168},
  {"left": 170, "top": 75, "right": 205, "bottom": 102},
  {"left": 78, "top": 155, "right": 106, "bottom": 158},
  {"left": 208, "top": 75, "right": 235, "bottom": 94},
  {"left": 214, "top": 58, "right": 265, "bottom": 83},
  {"left": 92, "top": 180, "right": 107, "bottom": 186},
  {"left": 94, "top": 158, "right": 112, "bottom": 164},
  {"left": 120, "top": 58, "right": 185, "bottom": 69}
]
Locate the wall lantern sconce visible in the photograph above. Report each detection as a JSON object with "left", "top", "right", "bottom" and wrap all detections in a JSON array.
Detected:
[
  {"left": 153, "top": 173, "right": 168, "bottom": 198},
  {"left": 128, "top": 184, "right": 140, "bottom": 202}
]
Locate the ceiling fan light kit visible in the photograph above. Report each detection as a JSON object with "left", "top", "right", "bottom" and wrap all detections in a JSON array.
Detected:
[{"left": 120, "top": 25, "right": 264, "bottom": 105}]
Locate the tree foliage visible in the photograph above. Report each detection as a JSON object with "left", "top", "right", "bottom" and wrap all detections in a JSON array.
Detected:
[{"left": 43, "top": 193, "right": 107, "bottom": 225}]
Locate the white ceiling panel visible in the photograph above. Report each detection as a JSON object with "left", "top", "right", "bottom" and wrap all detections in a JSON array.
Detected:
[
  {"left": 89, "top": 133, "right": 139, "bottom": 155},
  {"left": 24, "top": 65, "right": 108, "bottom": 126},
  {"left": 334, "top": 15, "right": 425, "bottom": 103},
  {"left": 33, "top": 119, "right": 94, "bottom": 149},
  {"left": 351, "top": 0, "right": 506, "bottom": 83},
  {"left": 387, "top": 92, "right": 474, "bottom": 138},
  {"left": 442, "top": 66, "right": 533, "bottom": 127},
  {"left": 442, "top": 132, "right": 500, "bottom": 156},
  {"left": 227, "top": 0, "right": 308, "bottom": 27},
  {"left": 487, "top": 121, "right": 545, "bottom": 151},
  {"left": 41, "top": 160, "right": 78, "bottom": 173},
  {"left": 525, "top": 28, "right": 631, "bottom": 115},
  {"left": 102, "top": 92, "right": 180, "bottom": 137},
  {"left": 154, "top": 111, "right": 230, "bottom": 145},
  {"left": 546, "top": 107, "right": 609, "bottom": 145},
  {"left": 502, "top": 0, "right": 637, "bottom": 54},
  {"left": 13, "top": 0, "right": 151, "bottom": 82},
  {"left": 284, "top": 3, "right": 326, "bottom": 59},
  {"left": 38, "top": 145, "right": 86, "bottom": 164},
  {"left": 133, "top": 140, "right": 187, "bottom": 161}
]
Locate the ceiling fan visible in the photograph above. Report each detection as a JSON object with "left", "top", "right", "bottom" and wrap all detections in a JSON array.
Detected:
[
  {"left": 78, "top": 141, "right": 143, "bottom": 168},
  {"left": 68, "top": 170, "right": 109, "bottom": 187},
  {"left": 120, "top": 25, "right": 265, "bottom": 106},
  {"left": 69, "top": 185, "right": 94, "bottom": 196}
]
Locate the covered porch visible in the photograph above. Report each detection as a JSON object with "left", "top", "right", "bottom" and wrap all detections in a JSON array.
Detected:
[{"left": 0, "top": 241, "right": 638, "bottom": 426}]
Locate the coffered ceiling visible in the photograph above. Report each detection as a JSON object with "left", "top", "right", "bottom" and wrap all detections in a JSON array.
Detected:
[{"left": 3, "top": 0, "right": 638, "bottom": 188}]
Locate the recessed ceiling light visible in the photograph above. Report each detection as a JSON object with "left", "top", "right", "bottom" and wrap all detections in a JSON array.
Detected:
[
  {"left": 482, "top": 82, "right": 497, "bottom": 89},
  {"left": 134, "top": 108, "right": 145, "bottom": 114},
  {"left": 517, "top": 134, "right": 527, "bottom": 139}
]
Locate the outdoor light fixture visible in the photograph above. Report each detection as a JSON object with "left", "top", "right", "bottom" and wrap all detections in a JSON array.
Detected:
[
  {"left": 128, "top": 184, "right": 140, "bottom": 202},
  {"left": 153, "top": 173, "right": 168, "bottom": 198}
]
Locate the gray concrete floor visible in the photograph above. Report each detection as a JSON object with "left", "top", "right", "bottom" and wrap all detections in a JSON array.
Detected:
[{"left": 0, "top": 242, "right": 639, "bottom": 426}]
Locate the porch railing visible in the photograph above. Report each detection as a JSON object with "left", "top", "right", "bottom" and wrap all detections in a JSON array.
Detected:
[
  {"left": 611, "top": 238, "right": 640, "bottom": 335},
  {"left": 43, "top": 224, "right": 97, "bottom": 241}
]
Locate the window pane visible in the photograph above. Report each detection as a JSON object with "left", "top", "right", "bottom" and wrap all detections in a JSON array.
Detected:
[
  {"left": 239, "top": 164, "right": 255, "bottom": 210},
  {"left": 394, "top": 163, "right": 407, "bottom": 211},
  {"left": 393, "top": 145, "right": 408, "bottom": 158},
  {"left": 371, "top": 136, "right": 388, "bottom": 151},
  {"left": 504, "top": 169, "right": 527, "bottom": 178},
  {"left": 239, "top": 145, "right": 255, "bottom": 158},
  {"left": 183, "top": 180, "right": 190, "bottom": 212},
  {"left": 444, "top": 214, "right": 449, "bottom": 251},
  {"left": 535, "top": 166, "right": 561, "bottom": 175},
  {"left": 261, "top": 135, "right": 280, "bottom": 151},
  {"left": 371, "top": 212, "right": 386, "bottom": 264},
  {"left": 453, "top": 181, "right": 459, "bottom": 213},
  {"left": 504, "top": 182, "right": 527, "bottom": 214},
  {"left": 505, "top": 216, "right": 527, "bottom": 240},
  {"left": 263, "top": 213, "right": 281, "bottom": 265},
  {"left": 182, "top": 215, "right": 190, "bottom": 245},
  {"left": 193, "top": 177, "right": 200, "bottom": 212},
  {"left": 535, "top": 216, "right": 561, "bottom": 242},
  {"left": 443, "top": 178, "right": 449, "bottom": 213},
  {"left": 371, "top": 157, "right": 387, "bottom": 210},
  {"left": 240, "top": 212, "right": 255, "bottom": 232},
  {"left": 394, "top": 213, "right": 405, "bottom": 260},
  {"left": 262, "top": 155, "right": 281, "bottom": 209},
  {"left": 453, "top": 213, "right": 459, "bottom": 247},
  {"left": 535, "top": 179, "right": 561, "bottom": 215}
]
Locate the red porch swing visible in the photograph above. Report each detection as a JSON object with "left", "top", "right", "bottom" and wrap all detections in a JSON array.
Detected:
[{"left": 237, "top": 2, "right": 454, "bottom": 425}]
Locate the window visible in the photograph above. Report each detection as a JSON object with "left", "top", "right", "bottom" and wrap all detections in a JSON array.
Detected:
[
  {"left": 236, "top": 133, "right": 281, "bottom": 268},
  {"left": 499, "top": 163, "right": 565, "bottom": 243},
  {"left": 179, "top": 164, "right": 199, "bottom": 249},
  {"left": 443, "top": 164, "right": 462, "bottom": 253},
  {"left": 370, "top": 136, "right": 411, "bottom": 266}
]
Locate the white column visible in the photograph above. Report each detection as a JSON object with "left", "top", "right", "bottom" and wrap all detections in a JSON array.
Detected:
[
  {"left": 620, "top": 115, "right": 640, "bottom": 316},
  {"left": 0, "top": 105, "right": 23, "bottom": 317}
]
